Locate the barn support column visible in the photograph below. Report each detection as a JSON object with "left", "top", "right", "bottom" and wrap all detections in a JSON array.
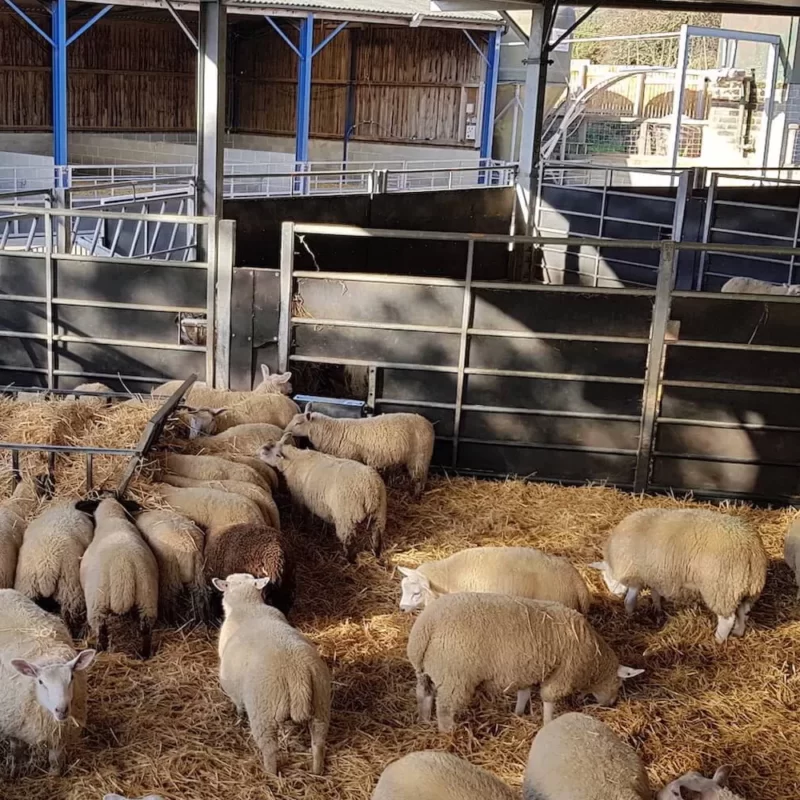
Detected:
[
  {"left": 479, "top": 29, "right": 501, "bottom": 177},
  {"left": 517, "top": 3, "right": 551, "bottom": 232}
]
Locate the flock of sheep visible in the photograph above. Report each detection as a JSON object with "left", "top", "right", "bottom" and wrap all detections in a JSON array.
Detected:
[{"left": 0, "top": 365, "right": 797, "bottom": 800}]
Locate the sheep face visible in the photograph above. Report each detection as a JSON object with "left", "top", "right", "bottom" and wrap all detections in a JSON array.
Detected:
[
  {"left": 213, "top": 573, "right": 272, "bottom": 615},
  {"left": 257, "top": 435, "right": 291, "bottom": 468},
  {"left": 589, "top": 560, "right": 628, "bottom": 597},
  {"left": 284, "top": 409, "right": 317, "bottom": 438},
  {"left": 591, "top": 665, "right": 645, "bottom": 708},
  {"left": 397, "top": 566, "right": 435, "bottom": 612},
  {"left": 10, "top": 649, "right": 96, "bottom": 722},
  {"left": 180, "top": 407, "right": 228, "bottom": 439},
  {"left": 656, "top": 766, "right": 734, "bottom": 800},
  {"left": 255, "top": 364, "right": 293, "bottom": 396}
]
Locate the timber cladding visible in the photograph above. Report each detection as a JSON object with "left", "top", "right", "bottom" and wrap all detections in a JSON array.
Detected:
[{"left": 0, "top": 11, "right": 485, "bottom": 145}]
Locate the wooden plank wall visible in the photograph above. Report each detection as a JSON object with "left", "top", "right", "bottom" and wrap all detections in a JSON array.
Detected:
[
  {"left": 0, "top": 10, "right": 195, "bottom": 131},
  {"left": 0, "top": 12, "right": 484, "bottom": 145},
  {"left": 235, "top": 24, "right": 485, "bottom": 145}
]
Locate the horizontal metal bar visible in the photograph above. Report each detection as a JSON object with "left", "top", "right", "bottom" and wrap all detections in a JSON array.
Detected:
[
  {"left": 0, "top": 294, "right": 45, "bottom": 304},
  {"left": 647, "top": 484, "right": 800, "bottom": 505},
  {"left": 663, "top": 379, "right": 800, "bottom": 395},
  {"left": 710, "top": 225, "right": 793, "bottom": 243},
  {"left": 543, "top": 206, "right": 671, "bottom": 230},
  {"left": 540, "top": 183, "right": 677, "bottom": 204},
  {"left": 53, "top": 367, "right": 167, "bottom": 384},
  {"left": 295, "top": 270, "right": 464, "bottom": 287},
  {"left": 653, "top": 450, "right": 794, "bottom": 468},
  {"left": 54, "top": 298, "right": 206, "bottom": 313},
  {"left": 289, "top": 354, "right": 458, "bottom": 374},
  {"left": 458, "top": 437, "right": 637, "bottom": 457},
  {"left": 291, "top": 317, "right": 460, "bottom": 334},
  {"left": 472, "top": 277, "right": 656, "bottom": 295},
  {"left": 464, "top": 367, "right": 644, "bottom": 385},
  {"left": 375, "top": 398, "right": 456, "bottom": 411},
  {"left": 0, "top": 205, "right": 210, "bottom": 224},
  {"left": 669, "top": 339, "right": 800, "bottom": 355},
  {"left": 54, "top": 252, "right": 209, "bottom": 270},
  {"left": 469, "top": 328, "right": 650, "bottom": 344},
  {"left": 0, "top": 330, "right": 204, "bottom": 352},
  {"left": 657, "top": 417, "right": 800, "bottom": 434},
  {"left": 0, "top": 188, "right": 54, "bottom": 199},
  {"left": 386, "top": 165, "right": 517, "bottom": 176},
  {"left": 3, "top": 386, "right": 136, "bottom": 400},
  {"left": 0, "top": 442, "right": 136, "bottom": 455},
  {"left": 67, "top": 175, "right": 195, "bottom": 195}
]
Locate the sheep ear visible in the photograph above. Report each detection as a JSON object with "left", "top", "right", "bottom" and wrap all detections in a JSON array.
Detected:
[
  {"left": 211, "top": 578, "right": 228, "bottom": 592},
  {"left": 70, "top": 649, "right": 97, "bottom": 672},
  {"left": 276, "top": 372, "right": 291, "bottom": 383},
  {"left": 211, "top": 407, "right": 228, "bottom": 417},
  {"left": 712, "top": 766, "right": 733, "bottom": 787},
  {"left": 261, "top": 364, "right": 270, "bottom": 380},
  {"left": 397, "top": 566, "right": 417, "bottom": 578},
  {"left": 254, "top": 576, "right": 272, "bottom": 590},
  {"left": 10, "top": 659, "right": 39, "bottom": 678},
  {"left": 617, "top": 666, "right": 645, "bottom": 680},
  {"left": 588, "top": 561, "right": 607, "bottom": 571}
]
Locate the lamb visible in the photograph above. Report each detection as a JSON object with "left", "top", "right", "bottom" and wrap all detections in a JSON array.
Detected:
[
  {"left": 214, "top": 573, "right": 330, "bottom": 774},
  {"left": 205, "top": 523, "right": 295, "bottom": 615},
  {"left": 159, "top": 452, "right": 275, "bottom": 494},
  {"left": 784, "top": 519, "right": 800, "bottom": 598},
  {"left": 397, "top": 546, "right": 590, "bottom": 614},
  {"left": 71, "top": 382, "right": 114, "bottom": 406},
  {"left": 372, "top": 751, "right": 516, "bottom": 800},
  {"left": 80, "top": 498, "right": 159, "bottom": 658},
  {"left": 285, "top": 408, "right": 434, "bottom": 497},
  {"left": 186, "top": 422, "right": 287, "bottom": 455},
  {"left": 159, "top": 474, "right": 280, "bottom": 530},
  {"left": 0, "top": 589, "right": 96, "bottom": 774},
  {"left": 523, "top": 712, "right": 651, "bottom": 800},
  {"left": 0, "top": 476, "right": 41, "bottom": 588},
  {"left": 721, "top": 277, "right": 800, "bottom": 295},
  {"left": 154, "top": 365, "right": 292, "bottom": 398},
  {"left": 259, "top": 434, "right": 387, "bottom": 560},
  {"left": 151, "top": 485, "right": 266, "bottom": 531},
  {"left": 407, "top": 592, "right": 643, "bottom": 730},
  {"left": 657, "top": 766, "right": 742, "bottom": 800},
  {"left": 135, "top": 510, "right": 207, "bottom": 622},
  {"left": 15, "top": 500, "right": 94, "bottom": 632},
  {"left": 225, "top": 454, "right": 279, "bottom": 491},
  {"left": 590, "top": 508, "right": 767, "bottom": 643},
  {"left": 184, "top": 394, "right": 300, "bottom": 434}
]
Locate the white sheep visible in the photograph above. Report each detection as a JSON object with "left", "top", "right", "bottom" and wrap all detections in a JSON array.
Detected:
[
  {"left": 154, "top": 365, "right": 292, "bottom": 398},
  {"left": 259, "top": 434, "right": 386, "bottom": 560},
  {"left": 159, "top": 474, "right": 280, "bottom": 530},
  {"left": 407, "top": 592, "right": 643, "bottom": 730},
  {"left": 0, "top": 476, "right": 40, "bottom": 589},
  {"left": 285, "top": 408, "right": 434, "bottom": 497},
  {"left": 135, "top": 510, "right": 207, "bottom": 623},
  {"left": 658, "top": 766, "right": 742, "bottom": 800},
  {"left": 152, "top": 485, "right": 266, "bottom": 532},
  {"left": 184, "top": 394, "right": 300, "bottom": 435},
  {"left": 15, "top": 500, "right": 94, "bottom": 633},
  {"left": 187, "top": 422, "right": 286, "bottom": 456},
  {"left": 104, "top": 795, "right": 164, "bottom": 800},
  {"left": 214, "top": 573, "right": 331, "bottom": 774},
  {"left": 784, "top": 519, "right": 800, "bottom": 599},
  {"left": 0, "top": 589, "right": 96, "bottom": 774},
  {"left": 160, "top": 452, "right": 277, "bottom": 493},
  {"left": 397, "top": 546, "right": 590, "bottom": 614},
  {"left": 372, "top": 751, "right": 516, "bottom": 800},
  {"left": 226, "top": 454, "right": 279, "bottom": 491},
  {"left": 523, "top": 712, "right": 651, "bottom": 800},
  {"left": 80, "top": 498, "right": 159, "bottom": 658},
  {"left": 590, "top": 508, "right": 768, "bottom": 643},
  {"left": 71, "top": 382, "right": 114, "bottom": 406},
  {"left": 721, "top": 277, "right": 800, "bottom": 295}
]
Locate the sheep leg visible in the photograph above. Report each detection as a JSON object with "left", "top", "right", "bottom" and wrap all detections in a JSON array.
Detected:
[
  {"left": 96, "top": 619, "right": 109, "bottom": 652},
  {"left": 542, "top": 701, "right": 556, "bottom": 725},
  {"left": 715, "top": 614, "right": 736, "bottom": 644},
  {"left": 47, "top": 745, "right": 63, "bottom": 776},
  {"left": 251, "top": 718, "right": 280, "bottom": 775},
  {"left": 732, "top": 600, "right": 753, "bottom": 638},
  {"left": 408, "top": 461, "right": 428, "bottom": 499},
  {"left": 514, "top": 688, "right": 531, "bottom": 716},
  {"left": 624, "top": 586, "right": 640, "bottom": 616},
  {"left": 139, "top": 617, "right": 153, "bottom": 659},
  {"left": 651, "top": 589, "right": 663, "bottom": 614},
  {"left": 434, "top": 682, "right": 473, "bottom": 734},
  {"left": 9, "top": 738, "right": 24, "bottom": 777},
  {"left": 370, "top": 518, "right": 383, "bottom": 559},
  {"left": 309, "top": 718, "right": 328, "bottom": 775},
  {"left": 415, "top": 672, "right": 434, "bottom": 723}
]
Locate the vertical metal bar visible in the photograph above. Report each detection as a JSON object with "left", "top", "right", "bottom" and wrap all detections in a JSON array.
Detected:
[
  {"left": 343, "top": 26, "right": 358, "bottom": 163},
  {"left": 695, "top": 171, "right": 718, "bottom": 290},
  {"left": 43, "top": 198, "right": 55, "bottom": 389},
  {"left": 47, "top": 452, "right": 56, "bottom": 493},
  {"left": 366, "top": 366, "right": 377, "bottom": 412},
  {"left": 479, "top": 30, "right": 501, "bottom": 182},
  {"left": 196, "top": 0, "right": 227, "bottom": 235},
  {"left": 758, "top": 41, "right": 778, "bottom": 173},
  {"left": 85, "top": 453, "right": 93, "bottom": 490},
  {"left": 278, "top": 221, "right": 295, "bottom": 373},
  {"left": 633, "top": 240, "right": 676, "bottom": 494},
  {"left": 509, "top": 85, "right": 520, "bottom": 161},
  {"left": 109, "top": 218, "right": 124, "bottom": 258},
  {"left": 594, "top": 169, "right": 609, "bottom": 287},
  {"left": 11, "top": 450, "right": 20, "bottom": 483},
  {"left": 451, "top": 239, "right": 475, "bottom": 468},
  {"left": 666, "top": 25, "right": 690, "bottom": 181},
  {"left": 789, "top": 196, "right": 800, "bottom": 285},
  {"left": 295, "top": 13, "right": 314, "bottom": 185},
  {"left": 89, "top": 217, "right": 103, "bottom": 255},
  {"left": 205, "top": 220, "right": 217, "bottom": 386},
  {"left": 51, "top": 0, "right": 68, "bottom": 183},
  {"left": 25, "top": 217, "right": 36, "bottom": 252},
  {"left": 215, "top": 219, "right": 236, "bottom": 389}
]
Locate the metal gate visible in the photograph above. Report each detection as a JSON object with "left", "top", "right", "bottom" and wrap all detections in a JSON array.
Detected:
[{"left": 275, "top": 222, "right": 800, "bottom": 504}]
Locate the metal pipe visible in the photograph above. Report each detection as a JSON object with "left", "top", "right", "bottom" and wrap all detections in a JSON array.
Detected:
[
  {"left": 479, "top": 31, "right": 501, "bottom": 164},
  {"left": 278, "top": 221, "right": 295, "bottom": 372},
  {"left": 666, "top": 25, "right": 690, "bottom": 177},
  {"left": 452, "top": 240, "right": 474, "bottom": 467},
  {"left": 43, "top": 199, "right": 55, "bottom": 389},
  {"left": 52, "top": 0, "right": 68, "bottom": 179},
  {"left": 0, "top": 205, "right": 210, "bottom": 224},
  {"left": 162, "top": 0, "right": 198, "bottom": 50},
  {"left": 0, "top": 442, "right": 137, "bottom": 455},
  {"left": 295, "top": 13, "right": 314, "bottom": 169}
]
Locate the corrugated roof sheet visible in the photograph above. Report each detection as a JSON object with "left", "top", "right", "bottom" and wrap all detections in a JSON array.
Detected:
[{"left": 227, "top": 0, "right": 501, "bottom": 23}]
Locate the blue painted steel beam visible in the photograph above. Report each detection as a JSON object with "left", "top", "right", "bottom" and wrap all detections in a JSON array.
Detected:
[
  {"left": 479, "top": 30, "right": 501, "bottom": 166},
  {"left": 2, "top": 0, "right": 54, "bottom": 45},
  {"left": 264, "top": 14, "right": 302, "bottom": 58},
  {"left": 66, "top": 5, "right": 112, "bottom": 47},
  {"left": 311, "top": 20, "right": 347, "bottom": 58},
  {"left": 295, "top": 13, "right": 314, "bottom": 167},
  {"left": 52, "top": 0, "right": 68, "bottom": 181}
]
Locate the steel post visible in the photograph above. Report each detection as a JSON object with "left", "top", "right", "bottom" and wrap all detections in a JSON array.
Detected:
[
  {"left": 52, "top": 0, "right": 67, "bottom": 185},
  {"left": 479, "top": 30, "right": 501, "bottom": 171},
  {"left": 296, "top": 14, "right": 314, "bottom": 171}
]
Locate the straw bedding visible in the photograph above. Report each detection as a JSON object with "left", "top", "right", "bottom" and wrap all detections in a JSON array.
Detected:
[{"left": 0, "top": 400, "right": 797, "bottom": 798}]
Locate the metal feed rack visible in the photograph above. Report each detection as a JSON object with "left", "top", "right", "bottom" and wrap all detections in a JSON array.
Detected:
[{"left": 0, "top": 375, "right": 196, "bottom": 497}]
